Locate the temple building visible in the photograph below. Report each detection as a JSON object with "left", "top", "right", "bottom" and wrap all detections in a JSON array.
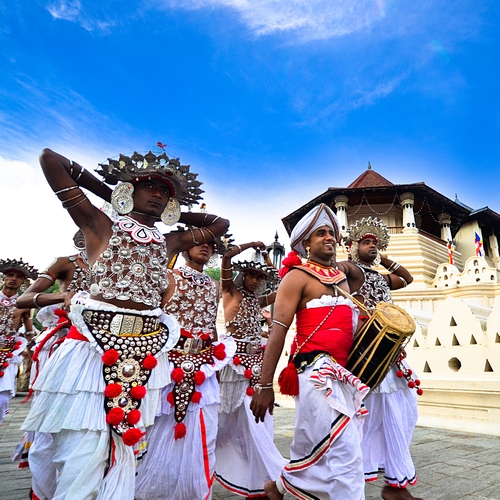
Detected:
[{"left": 280, "top": 163, "right": 500, "bottom": 435}]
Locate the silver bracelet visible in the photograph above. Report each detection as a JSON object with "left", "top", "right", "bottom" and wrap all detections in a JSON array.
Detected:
[
  {"left": 399, "top": 276, "right": 408, "bottom": 287},
  {"left": 75, "top": 165, "right": 84, "bottom": 181},
  {"left": 272, "top": 319, "right": 289, "bottom": 330},
  {"left": 254, "top": 383, "right": 274, "bottom": 394},
  {"left": 33, "top": 292, "right": 42, "bottom": 308},
  {"left": 54, "top": 185, "right": 80, "bottom": 196}
]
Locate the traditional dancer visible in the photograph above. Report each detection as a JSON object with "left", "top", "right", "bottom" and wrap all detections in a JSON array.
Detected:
[
  {"left": 13, "top": 231, "right": 89, "bottom": 498},
  {"left": 21, "top": 148, "right": 228, "bottom": 500},
  {"left": 0, "top": 258, "right": 37, "bottom": 425},
  {"left": 250, "top": 204, "right": 369, "bottom": 500},
  {"left": 135, "top": 240, "right": 236, "bottom": 500},
  {"left": 340, "top": 217, "right": 423, "bottom": 500},
  {"left": 216, "top": 241, "right": 285, "bottom": 499}
]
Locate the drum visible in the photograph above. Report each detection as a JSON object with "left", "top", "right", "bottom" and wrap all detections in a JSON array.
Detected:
[{"left": 345, "top": 302, "right": 416, "bottom": 390}]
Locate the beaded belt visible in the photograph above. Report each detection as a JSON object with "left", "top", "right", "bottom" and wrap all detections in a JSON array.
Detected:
[
  {"left": 82, "top": 310, "right": 160, "bottom": 336},
  {"left": 0, "top": 336, "right": 16, "bottom": 350},
  {"left": 173, "top": 336, "right": 212, "bottom": 355},
  {"left": 235, "top": 339, "right": 263, "bottom": 355}
]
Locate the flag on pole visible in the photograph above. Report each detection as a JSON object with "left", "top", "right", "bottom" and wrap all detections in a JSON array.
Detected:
[
  {"left": 447, "top": 240, "right": 455, "bottom": 265},
  {"left": 474, "top": 232, "right": 483, "bottom": 257}
]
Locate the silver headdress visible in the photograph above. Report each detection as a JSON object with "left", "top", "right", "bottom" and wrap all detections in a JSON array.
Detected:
[
  {"left": 0, "top": 258, "right": 38, "bottom": 280},
  {"left": 344, "top": 217, "right": 390, "bottom": 264},
  {"left": 233, "top": 261, "right": 280, "bottom": 296},
  {"left": 97, "top": 151, "right": 204, "bottom": 205},
  {"left": 97, "top": 151, "right": 204, "bottom": 224}
]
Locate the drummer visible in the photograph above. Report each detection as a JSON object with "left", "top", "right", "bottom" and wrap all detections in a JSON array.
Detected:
[
  {"left": 339, "top": 217, "right": 423, "bottom": 500},
  {"left": 250, "top": 203, "right": 369, "bottom": 500}
]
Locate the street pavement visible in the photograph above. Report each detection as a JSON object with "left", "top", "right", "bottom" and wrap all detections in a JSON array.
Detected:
[{"left": 1, "top": 395, "right": 500, "bottom": 500}]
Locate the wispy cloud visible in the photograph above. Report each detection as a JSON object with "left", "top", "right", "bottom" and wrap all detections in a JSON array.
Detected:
[
  {"left": 47, "top": 0, "right": 82, "bottom": 21},
  {"left": 159, "top": 0, "right": 387, "bottom": 41},
  {"left": 45, "top": 0, "right": 116, "bottom": 31}
]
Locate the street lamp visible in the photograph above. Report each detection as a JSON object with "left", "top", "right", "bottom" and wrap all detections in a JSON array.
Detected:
[{"left": 266, "top": 231, "right": 285, "bottom": 269}]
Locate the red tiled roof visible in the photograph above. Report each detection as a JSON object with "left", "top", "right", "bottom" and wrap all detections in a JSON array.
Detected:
[{"left": 347, "top": 168, "right": 394, "bottom": 188}]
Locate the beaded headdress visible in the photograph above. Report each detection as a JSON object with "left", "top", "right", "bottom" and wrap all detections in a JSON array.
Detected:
[
  {"left": 0, "top": 258, "right": 38, "bottom": 280},
  {"left": 344, "top": 217, "right": 390, "bottom": 264},
  {"left": 233, "top": 261, "right": 280, "bottom": 295},
  {"left": 97, "top": 151, "right": 203, "bottom": 205}
]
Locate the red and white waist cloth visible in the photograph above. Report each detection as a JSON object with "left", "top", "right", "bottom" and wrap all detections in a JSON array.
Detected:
[
  {"left": 22, "top": 292, "right": 180, "bottom": 440},
  {"left": 292, "top": 296, "right": 368, "bottom": 416}
]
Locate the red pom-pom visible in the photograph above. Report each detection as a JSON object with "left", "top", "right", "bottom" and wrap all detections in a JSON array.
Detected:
[
  {"left": 0, "top": 371, "right": 4, "bottom": 377},
  {"left": 395, "top": 370, "right": 404, "bottom": 378},
  {"left": 166, "top": 391, "right": 174, "bottom": 406},
  {"left": 102, "top": 349, "right": 120, "bottom": 366},
  {"left": 244, "top": 369, "right": 252, "bottom": 379},
  {"left": 126, "top": 409, "right": 141, "bottom": 425},
  {"left": 278, "top": 362, "right": 299, "bottom": 396},
  {"left": 194, "top": 371, "right": 206, "bottom": 386},
  {"left": 416, "top": 388, "right": 424, "bottom": 396},
  {"left": 6, "top": 352, "right": 13, "bottom": 358},
  {"left": 415, "top": 379, "right": 421, "bottom": 386},
  {"left": 14, "top": 341, "right": 22, "bottom": 349},
  {"left": 174, "top": 422, "right": 187, "bottom": 440},
  {"left": 171, "top": 367, "right": 184, "bottom": 383},
  {"left": 233, "top": 356, "right": 241, "bottom": 366},
  {"left": 2, "top": 362, "right": 9, "bottom": 369},
  {"left": 122, "top": 428, "right": 143, "bottom": 446},
  {"left": 246, "top": 386, "right": 255, "bottom": 396},
  {"left": 407, "top": 369, "right": 413, "bottom": 376},
  {"left": 191, "top": 391, "right": 202, "bottom": 404},
  {"left": 142, "top": 354, "right": 157, "bottom": 370},
  {"left": 130, "top": 385, "right": 147, "bottom": 400},
  {"left": 279, "top": 251, "right": 302, "bottom": 279},
  {"left": 106, "top": 407, "right": 125, "bottom": 425},
  {"left": 213, "top": 343, "right": 226, "bottom": 360},
  {"left": 104, "top": 383, "right": 122, "bottom": 399},
  {"left": 407, "top": 380, "right": 416, "bottom": 389}
]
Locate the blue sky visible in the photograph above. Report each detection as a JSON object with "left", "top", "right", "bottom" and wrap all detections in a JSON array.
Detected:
[{"left": 1, "top": 0, "right": 499, "bottom": 269}]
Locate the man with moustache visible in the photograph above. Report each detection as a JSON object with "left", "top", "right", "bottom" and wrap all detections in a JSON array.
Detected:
[{"left": 250, "top": 204, "right": 369, "bottom": 500}]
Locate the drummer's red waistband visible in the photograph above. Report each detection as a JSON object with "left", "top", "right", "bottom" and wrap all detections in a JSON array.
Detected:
[{"left": 293, "top": 305, "right": 353, "bottom": 367}]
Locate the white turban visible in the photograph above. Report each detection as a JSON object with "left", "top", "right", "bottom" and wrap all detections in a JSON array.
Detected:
[{"left": 290, "top": 204, "right": 341, "bottom": 257}]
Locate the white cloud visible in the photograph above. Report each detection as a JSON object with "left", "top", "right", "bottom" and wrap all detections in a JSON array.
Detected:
[
  {"left": 47, "top": 0, "right": 83, "bottom": 22},
  {"left": 161, "top": 0, "right": 385, "bottom": 41},
  {"left": 0, "top": 156, "right": 77, "bottom": 269}
]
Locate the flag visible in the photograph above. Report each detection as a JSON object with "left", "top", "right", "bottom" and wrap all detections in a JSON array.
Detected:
[
  {"left": 474, "top": 232, "right": 483, "bottom": 257},
  {"left": 447, "top": 240, "right": 455, "bottom": 265}
]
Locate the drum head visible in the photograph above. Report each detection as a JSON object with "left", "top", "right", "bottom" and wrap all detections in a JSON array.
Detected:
[{"left": 375, "top": 302, "right": 416, "bottom": 335}]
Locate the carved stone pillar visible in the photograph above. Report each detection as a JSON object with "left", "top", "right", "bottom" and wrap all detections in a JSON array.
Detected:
[
  {"left": 400, "top": 192, "right": 418, "bottom": 234},
  {"left": 334, "top": 195, "right": 349, "bottom": 235},
  {"left": 438, "top": 213, "right": 453, "bottom": 242}
]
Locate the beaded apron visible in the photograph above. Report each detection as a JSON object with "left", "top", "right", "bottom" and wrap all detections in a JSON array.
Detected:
[
  {"left": 81, "top": 309, "right": 170, "bottom": 440},
  {"left": 226, "top": 290, "right": 265, "bottom": 392},
  {"left": 164, "top": 267, "right": 220, "bottom": 424}
]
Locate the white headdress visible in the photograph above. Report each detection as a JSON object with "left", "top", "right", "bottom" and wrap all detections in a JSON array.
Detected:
[{"left": 290, "top": 204, "right": 341, "bottom": 257}]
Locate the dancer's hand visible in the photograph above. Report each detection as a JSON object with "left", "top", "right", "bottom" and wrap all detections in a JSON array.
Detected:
[{"left": 250, "top": 388, "right": 275, "bottom": 423}]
